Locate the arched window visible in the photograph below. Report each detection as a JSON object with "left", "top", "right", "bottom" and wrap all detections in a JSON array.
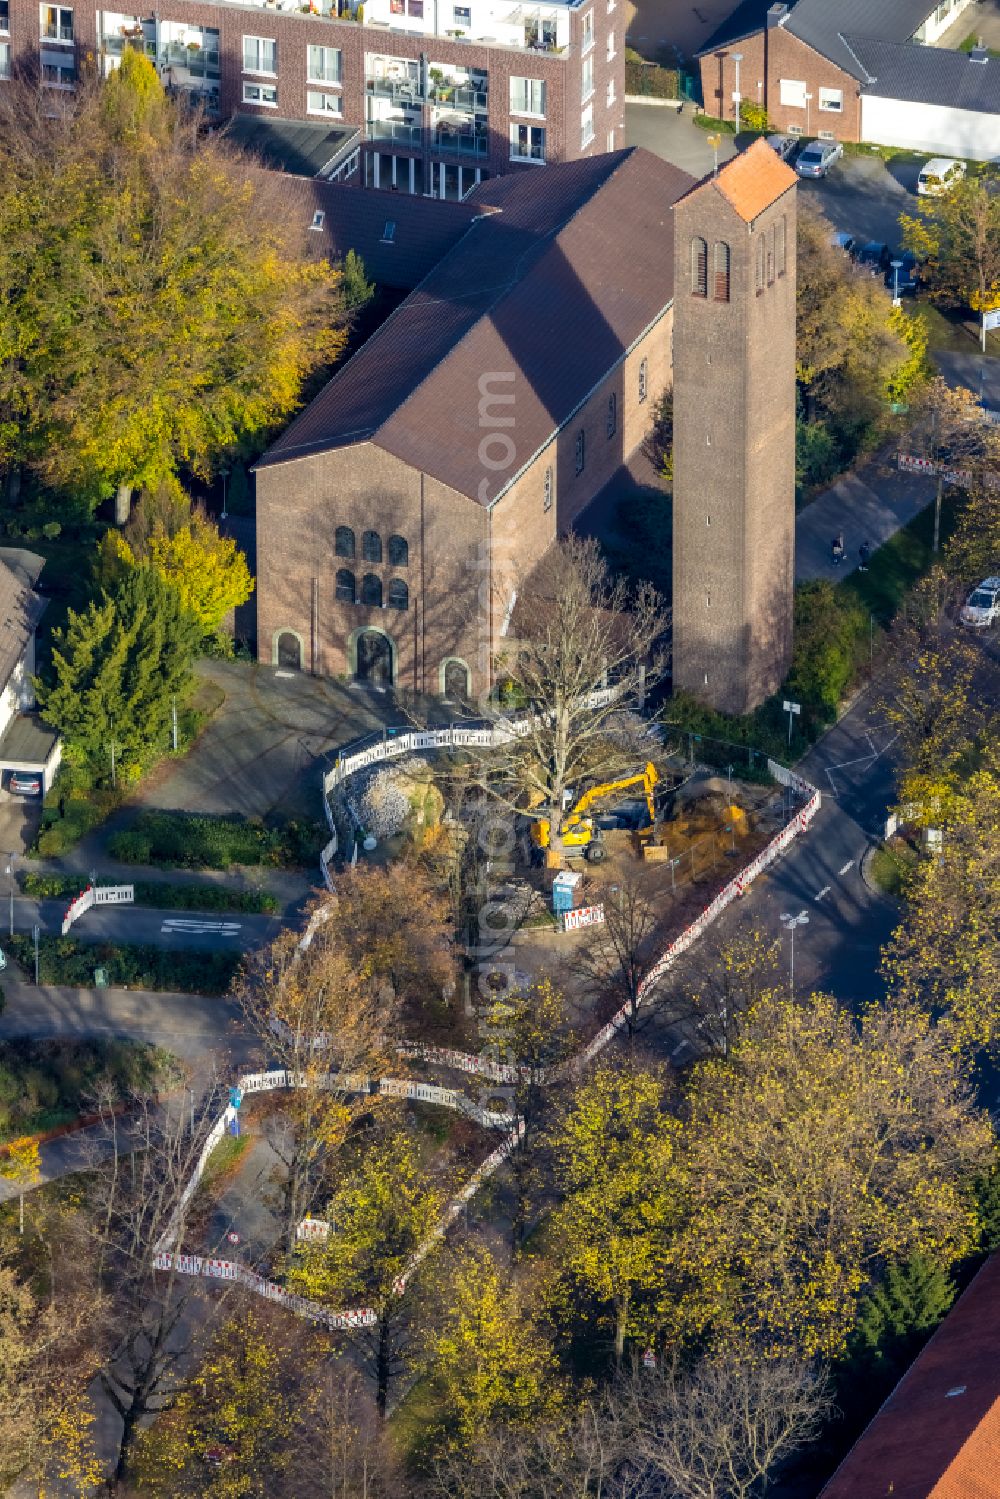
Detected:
[
  {"left": 335, "top": 525, "right": 355, "bottom": 560},
  {"left": 639, "top": 358, "right": 648, "bottom": 403},
  {"left": 606, "top": 393, "right": 616, "bottom": 439},
  {"left": 361, "top": 573, "right": 383, "bottom": 607},
  {"left": 335, "top": 568, "right": 356, "bottom": 604},
  {"left": 362, "top": 530, "right": 382, "bottom": 564},
  {"left": 775, "top": 215, "right": 786, "bottom": 277},
  {"left": 575, "top": 428, "right": 585, "bottom": 475},
  {"left": 766, "top": 226, "right": 775, "bottom": 285},
  {"left": 713, "top": 241, "right": 730, "bottom": 302},
  {"left": 387, "top": 534, "right": 408, "bottom": 567},
  {"left": 691, "top": 236, "right": 707, "bottom": 297},
  {"left": 387, "top": 578, "right": 409, "bottom": 611},
  {"left": 755, "top": 236, "right": 766, "bottom": 295}
]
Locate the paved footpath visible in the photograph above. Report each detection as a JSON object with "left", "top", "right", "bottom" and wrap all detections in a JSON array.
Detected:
[{"left": 795, "top": 453, "right": 936, "bottom": 584}]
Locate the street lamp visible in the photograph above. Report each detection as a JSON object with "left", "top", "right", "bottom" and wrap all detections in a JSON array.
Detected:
[
  {"left": 731, "top": 51, "right": 743, "bottom": 129},
  {"left": 5, "top": 853, "right": 14, "bottom": 938},
  {"left": 890, "top": 258, "right": 903, "bottom": 307},
  {"left": 220, "top": 467, "right": 230, "bottom": 523},
  {"left": 706, "top": 133, "right": 722, "bottom": 177},
  {"left": 780, "top": 909, "right": 810, "bottom": 993}
]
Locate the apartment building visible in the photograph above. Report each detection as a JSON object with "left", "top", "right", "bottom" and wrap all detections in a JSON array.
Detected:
[{"left": 0, "top": 0, "right": 624, "bottom": 198}]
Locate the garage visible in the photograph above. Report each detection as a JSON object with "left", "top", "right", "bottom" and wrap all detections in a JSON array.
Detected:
[{"left": 855, "top": 38, "right": 1000, "bottom": 161}]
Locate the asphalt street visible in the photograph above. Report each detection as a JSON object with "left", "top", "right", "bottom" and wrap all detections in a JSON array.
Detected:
[{"left": 0, "top": 895, "right": 282, "bottom": 953}]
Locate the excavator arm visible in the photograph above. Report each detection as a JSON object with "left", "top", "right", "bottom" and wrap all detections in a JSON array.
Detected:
[{"left": 530, "top": 762, "right": 659, "bottom": 848}]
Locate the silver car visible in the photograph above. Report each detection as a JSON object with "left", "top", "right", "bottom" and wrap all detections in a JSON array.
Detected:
[{"left": 795, "top": 140, "right": 843, "bottom": 178}]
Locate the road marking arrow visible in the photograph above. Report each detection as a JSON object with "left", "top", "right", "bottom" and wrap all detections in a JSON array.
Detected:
[
  {"left": 814, "top": 886, "right": 831, "bottom": 901},
  {"left": 838, "top": 860, "right": 854, "bottom": 876}
]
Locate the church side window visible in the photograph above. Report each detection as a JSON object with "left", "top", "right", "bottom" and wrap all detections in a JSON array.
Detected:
[
  {"left": 713, "top": 241, "right": 730, "bottom": 302},
  {"left": 691, "top": 236, "right": 707, "bottom": 297}
]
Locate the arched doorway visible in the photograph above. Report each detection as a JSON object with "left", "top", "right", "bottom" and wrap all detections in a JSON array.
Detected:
[
  {"left": 353, "top": 628, "right": 395, "bottom": 688},
  {"left": 441, "top": 658, "right": 471, "bottom": 701},
  {"left": 273, "top": 630, "right": 303, "bottom": 670}
]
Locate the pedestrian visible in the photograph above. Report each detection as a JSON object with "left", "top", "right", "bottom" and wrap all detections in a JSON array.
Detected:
[
  {"left": 858, "top": 541, "right": 870, "bottom": 571},
  {"left": 831, "top": 533, "right": 845, "bottom": 565}
]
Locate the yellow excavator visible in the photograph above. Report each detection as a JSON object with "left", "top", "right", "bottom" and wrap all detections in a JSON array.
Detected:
[{"left": 530, "top": 762, "right": 660, "bottom": 855}]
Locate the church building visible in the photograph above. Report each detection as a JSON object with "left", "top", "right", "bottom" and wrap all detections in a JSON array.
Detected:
[{"left": 253, "top": 138, "right": 797, "bottom": 715}]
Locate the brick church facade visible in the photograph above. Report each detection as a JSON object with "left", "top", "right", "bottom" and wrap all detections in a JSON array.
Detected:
[{"left": 254, "top": 140, "right": 797, "bottom": 714}]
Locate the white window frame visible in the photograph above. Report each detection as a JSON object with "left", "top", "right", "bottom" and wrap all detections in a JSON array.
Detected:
[
  {"left": 243, "top": 80, "right": 277, "bottom": 106},
  {"left": 307, "top": 89, "right": 343, "bottom": 116},
  {"left": 0, "top": 1, "right": 9, "bottom": 35},
  {"left": 581, "top": 102, "right": 594, "bottom": 148},
  {"left": 581, "top": 53, "right": 594, "bottom": 103},
  {"left": 818, "top": 86, "right": 842, "bottom": 112},
  {"left": 607, "top": 76, "right": 615, "bottom": 106},
  {"left": 607, "top": 128, "right": 615, "bottom": 151},
  {"left": 778, "top": 77, "right": 807, "bottom": 108},
  {"left": 40, "top": 4, "right": 73, "bottom": 43},
  {"left": 0, "top": 40, "right": 10, "bottom": 76},
  {"left": 307, "top": 44, "right": 342, "bottom": 85},
  {"left": 581, "top": 7, "right": 593, "bottom": 53},
  {"left": 509, "top": 75, "right": 546, "bottom": 117},
  {"left": 242, "top": 35, "right": 277, "bottom": 77},
  {"left": 509, "top": 121, "right": 546, "bottom": 162},
  {"left": 607, "top": 30, "right": 615, "bottom": 61}
]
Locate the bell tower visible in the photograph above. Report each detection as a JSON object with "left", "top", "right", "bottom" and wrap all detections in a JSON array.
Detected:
[{"left": 671, "top": 139, "right": 797, "bottom": 715}]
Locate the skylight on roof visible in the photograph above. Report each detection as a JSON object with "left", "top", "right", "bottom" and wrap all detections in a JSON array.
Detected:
[
  {"left": 310, "top": 210, "right": 326, "bottom": 232},
  {"left": 381, "top": 220, "right": 397, "bottom": 244}
]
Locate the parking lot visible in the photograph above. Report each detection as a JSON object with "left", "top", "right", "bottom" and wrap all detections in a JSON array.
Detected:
[{"left": 625, "top": 105, "right": 921, "bottom": 254}]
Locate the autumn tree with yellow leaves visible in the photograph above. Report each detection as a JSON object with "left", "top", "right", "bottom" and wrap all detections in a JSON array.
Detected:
[
  {"left": 670, "top": 992, "right": 992, "bottom": 1361},
  {"left": 288, "top": 1130, "right": 445, "bottom": 1418},
  {"left": 0, "top": 53, "right": 350, "bottom": 518},
  {"left": 549, "top": 1066, "right": 681, "bottom": 1362}
]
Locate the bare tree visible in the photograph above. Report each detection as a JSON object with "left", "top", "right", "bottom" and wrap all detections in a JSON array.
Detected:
[
  {"left": 572, "top": 871, "right": 682, "bottom": 1046},
  {"left": 625, "top": 1356, "right": 832, "bottom": 1499},
  {"left": 671, "top": 919, "right": 784, "bottom": 1060},
  {"left": 236, "top": 900, "right": 400, "bottom": 1252},
  {"left": 469, "top": 536, "right": 669, "bottom": 856},
  {"left": 87, "top": 1077, "right": 234, "bottom": 1486}
]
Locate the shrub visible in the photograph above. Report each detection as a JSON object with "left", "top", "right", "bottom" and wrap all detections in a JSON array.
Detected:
[
  {"left": 795, "top": 417, "right": 842, "bottom": 499},
  {"left": 785, "top": 580, "right": 869, "bottom": 725},
  {"left": 624, "top": 57, "right": 679, "bottom": 99},
  {"left": 20, "top": 871, "right": 278, "bottom": 915},
  {"left": 34, "top": 799, "right": 106, "bottom": 857},
  {"left": 739, "top": 99, "right": 769, "bottom": 132},
  {"left": 8, "top": 933, "right": 239, "bottom": 995},
  {"left": 106, "top": 831, "right": 153, "bottom": 864}
]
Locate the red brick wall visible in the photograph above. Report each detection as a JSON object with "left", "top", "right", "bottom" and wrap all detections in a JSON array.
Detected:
[
  {"left": 6, "top": 0, "right": 625, "bottom": 162},
  {"left": 699, "top": 26, "right": 861, "bottom": 142}
]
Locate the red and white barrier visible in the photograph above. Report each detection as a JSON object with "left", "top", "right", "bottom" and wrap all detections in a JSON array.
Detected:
[{"left": 562, "top": 903, "right": 605, "bottom": 931}]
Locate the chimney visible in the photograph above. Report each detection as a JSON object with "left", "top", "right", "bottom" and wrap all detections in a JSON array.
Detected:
[
  {"left": 970, "top": 43, "right": 989, "bottom": 63},
  {"left": 766, "top": 3, "right": 788, "bottom": 26}
]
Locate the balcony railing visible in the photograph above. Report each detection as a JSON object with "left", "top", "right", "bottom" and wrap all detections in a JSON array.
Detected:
[
  {"left": 367, "top": 118, "right": 422, "bottom": 144},
  {"left": 429, "top": 82, "right": 486, "bottom": 111},
  {"left": 161, "top": 42, "right": 221, "bottom": 75},
  {"left": 42, "top": 23, "right": 74, "bottom": 40},
  {"left": 366, "top": 74, "right": 421, "bottom": 102},
  {"left": 432, "top": 126, "right": 487, "bottom": 157},
  {"left": 101, "top": 34, "right": 157, "bottom": 57}
]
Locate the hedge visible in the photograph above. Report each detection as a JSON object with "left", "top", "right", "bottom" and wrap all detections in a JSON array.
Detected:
[
  {"left": 625, "top": 58, "right": 679, "bottom": 99},
  {"left": 7, "top": 934, "right": 240, "bottom": 995},
  {"left": 21, "top": 871, "right": 278, "bottom": 915},
  {"left": 107, "top": 811, "right": 318, "bottom": 870}
]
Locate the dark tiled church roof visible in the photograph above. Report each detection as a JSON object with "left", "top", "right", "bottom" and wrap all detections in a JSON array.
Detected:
[{"left": 257, "top": 148, "right": 695, "bottom": 504}]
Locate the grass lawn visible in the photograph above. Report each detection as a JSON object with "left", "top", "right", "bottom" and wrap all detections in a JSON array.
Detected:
[
  {"left": 868, "top": 839, "right": 920, "bottom": 896},
  {"left": 916, "top": 300, "right": 1000, "bottom": 358},
  {"left": 839, "top": 490, "right": 958, "bottom": 621}
]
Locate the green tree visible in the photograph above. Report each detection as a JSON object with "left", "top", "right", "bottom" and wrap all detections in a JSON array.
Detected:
[
  {"left": 549, "top": 1066, "right": 681, "bottom": 1362},
  {"left": 0, "top": 1135, "right": 40, "bottom": 1236},
  {"left": 786, "top": 580, "right": 868, "bottom": 725},
  {"left": 287, "top": 1131, "right": 444, "bottom": 1417},
  {"left": 0, "top": 55, "right": 348, "bottom": 516},
  {"left": 901, "top": 171, "right": 1000, "bottom": 316},
  {"left": 849, "top": 1253, "right": 955, "bottom": 1382},
  {"left": 36, "top": 565, "right": 200, "bottom": 782}
]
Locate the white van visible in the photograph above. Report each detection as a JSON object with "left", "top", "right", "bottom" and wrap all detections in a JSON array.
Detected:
[{"left": 917, "top": 158, "right": 966, "bottom": 196}]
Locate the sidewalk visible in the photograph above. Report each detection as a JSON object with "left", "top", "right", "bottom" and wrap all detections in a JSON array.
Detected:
[{"left": 795, "top": 453, "right": 937, "bottom": 584}]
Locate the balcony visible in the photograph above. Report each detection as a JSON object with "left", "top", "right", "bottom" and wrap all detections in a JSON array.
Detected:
[
  {"left": 368, "top": 117, "right": 422, "bottom": 144},
  {"left": 161, "top": 41, "right": 221, "bottom": 75},
  {"left": 432, "top": 121, "right": 487, "bottom": 156},
  {"left": 429, "top": 81, "right": 486, "bottom": 111},
  {"left": 42, "top": 22, "right": 73, "bottom": 40}
]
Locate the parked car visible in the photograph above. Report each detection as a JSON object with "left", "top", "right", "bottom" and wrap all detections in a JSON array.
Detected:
[
  {"left": 917, "top": 157, "right": 966, "bottom": 196},
  {"left": 886, "top": 249, "right": 921, "bottom": 296},
  {"left": 795, "top": 140, "right": 843, "bottom": 179},
  {"left": 766, "top": 133, "right": 798, "bottom": 162},
  {"left": 5, "top": 770, "right": 42, "bottom": 796},
  {"left": 959, "top": 576, "right": 1000, "bottom": 629},
  {"left": 855, "top": 240, "right": 891, "bottom": 277}
]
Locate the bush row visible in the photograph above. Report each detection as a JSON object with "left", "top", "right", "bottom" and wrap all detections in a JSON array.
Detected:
[
  {"left": 107, "top": 811, "right": 319, "bottom": 870},
  {"left": 21, "top": 871, "right": 278, "bottom": 914},
  {"left": 0, "top": 1037, "right": 168, "bottom": 1141},
  {"left": 7, "top": 934, "right": 240, "bottom": 995}
]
